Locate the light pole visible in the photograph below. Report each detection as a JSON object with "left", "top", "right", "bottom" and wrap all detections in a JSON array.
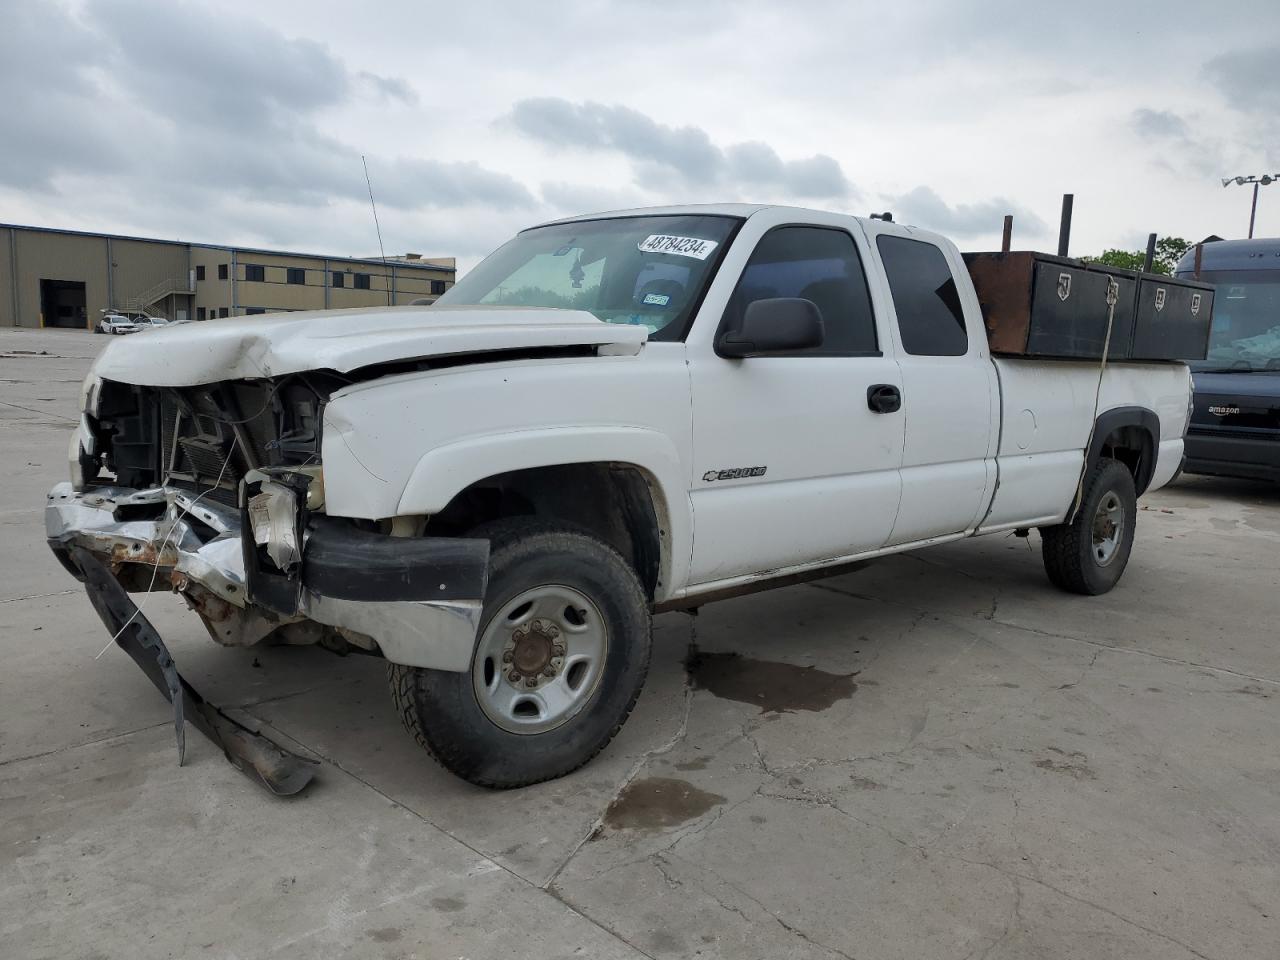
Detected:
[{"left": 1222, "top": 174, "right": 1280, "bottom": 239}]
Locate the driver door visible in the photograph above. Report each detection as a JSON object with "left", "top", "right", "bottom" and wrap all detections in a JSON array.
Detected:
[{"left": 686, "top": 220, "right": 905, "bottom": 585}]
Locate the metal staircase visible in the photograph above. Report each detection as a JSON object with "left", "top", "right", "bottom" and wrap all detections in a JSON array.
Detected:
[{"left": 115, "top": 275, "right": 195, "bottom": 316}]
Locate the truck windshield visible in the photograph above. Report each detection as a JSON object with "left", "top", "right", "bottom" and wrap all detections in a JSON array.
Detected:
[
  {"left": 436, "top": 215, "right": 740, "bottom": 340},
  {"left": 1193, "top": 269, "right": 1280, "bottom": 372}
]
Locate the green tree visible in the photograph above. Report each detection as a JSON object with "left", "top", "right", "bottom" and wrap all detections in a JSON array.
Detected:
[
  {"left": 1085, "top": 249, "right": 1148, "bottom": 272},
  {"left": 1081, "top": 237, "right": 1191, "bottom": 276},
  {"left": 1154, "top": 236, "right": 1191, "bottom": 273}
]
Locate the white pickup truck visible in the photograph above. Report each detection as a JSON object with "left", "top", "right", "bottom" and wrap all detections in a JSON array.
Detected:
[{"left": 48, "top": 204, "right": 1192, "bottom": 793}]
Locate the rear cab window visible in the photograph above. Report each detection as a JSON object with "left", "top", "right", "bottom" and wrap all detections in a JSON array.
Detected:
[{"left": 876, "top": 235, "right": 968, "bottom": 356}]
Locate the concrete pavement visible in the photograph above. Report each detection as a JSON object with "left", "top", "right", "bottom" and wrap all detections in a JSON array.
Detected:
[{"left": 2, "top": 328, "right": 1277, "bottom": 959}]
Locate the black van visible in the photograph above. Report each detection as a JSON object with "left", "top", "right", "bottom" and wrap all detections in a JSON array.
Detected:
[{"left": 1176, "top": 238, "right": 1280, "bottom": 481}]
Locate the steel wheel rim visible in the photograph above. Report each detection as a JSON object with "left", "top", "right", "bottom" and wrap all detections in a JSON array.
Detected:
[
  {"left": 1092, "top": 490, "right": 1125, "bottom": 567},
  {"left": 472, "top": 584, "right": 609, "bottom": 735}
]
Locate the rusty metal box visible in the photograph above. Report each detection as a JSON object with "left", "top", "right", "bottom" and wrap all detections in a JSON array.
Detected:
[{"left": 962, "top": 252, "right": 1211, "bottom": 361}]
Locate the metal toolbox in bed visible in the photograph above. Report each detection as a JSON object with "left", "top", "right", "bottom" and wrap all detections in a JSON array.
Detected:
[{"left": 962, "top": 251, "right": 1213, "bottom": 361}]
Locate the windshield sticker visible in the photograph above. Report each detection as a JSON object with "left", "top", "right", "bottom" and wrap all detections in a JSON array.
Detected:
[
  {"left": 642, "top": 292, "right": 671, "bottom": 306},
  {"left": 638, "top": 234, "right": 718, "bottom": 260}
]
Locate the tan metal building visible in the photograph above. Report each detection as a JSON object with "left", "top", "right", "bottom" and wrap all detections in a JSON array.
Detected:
[{"left": 0, "top": 223, "right": 456, "bottom": 329}]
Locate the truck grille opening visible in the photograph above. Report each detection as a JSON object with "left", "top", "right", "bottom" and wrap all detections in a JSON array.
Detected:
[{"left": 91, "top": 376, "right": 336, "bottom": 504}]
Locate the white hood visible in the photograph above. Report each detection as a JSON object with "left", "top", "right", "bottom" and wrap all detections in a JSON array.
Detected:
[{"left": 90, "top": 305, "right": 649, "bottom": 386}]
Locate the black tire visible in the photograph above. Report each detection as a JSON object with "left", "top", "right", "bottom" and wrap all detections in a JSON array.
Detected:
[
  {"left": 388, "top": 518, "right": 652, "bottom": 789},
  {"left": 1040, "top": 457, "right": 1137, "bottom": 595}
]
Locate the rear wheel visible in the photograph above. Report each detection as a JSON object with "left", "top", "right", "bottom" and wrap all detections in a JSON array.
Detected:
[
  {"left": 389, "top": 518, "right": 652, "bottom": 788},
  {"left": 1040, "top": 458, "right": 1137, "bottom": 595}
]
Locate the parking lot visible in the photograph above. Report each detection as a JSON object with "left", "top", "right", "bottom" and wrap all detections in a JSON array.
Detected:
[{"left": 2, "top": 327, "right": 1277, "bottom": 959}]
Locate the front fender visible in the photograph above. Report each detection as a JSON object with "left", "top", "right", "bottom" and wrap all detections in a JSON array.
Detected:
[{"left": 397, "top": 426, "right": 691, "bottom": 597}]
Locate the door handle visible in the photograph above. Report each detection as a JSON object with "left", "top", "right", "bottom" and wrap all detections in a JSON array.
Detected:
[{"left": 867, "top": 384, "right": 901, "bottom": 414}]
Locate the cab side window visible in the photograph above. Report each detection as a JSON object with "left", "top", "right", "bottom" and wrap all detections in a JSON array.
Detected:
[
  {"left": 876, "top": 235, "right": 968, "bottom": 356},
  {"left": 722, "top": 226, "right": 878, "bottom": 355}
]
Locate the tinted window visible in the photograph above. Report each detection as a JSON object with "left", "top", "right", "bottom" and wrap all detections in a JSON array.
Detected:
[
  {"left": 722, "top": 226, "right": 877, "bottom": 355},
  {"left": 217, "top": 263, "right": 228, "bottom": 280},
  {"left": 876, "top": 236, "right": 967, "bottom": 356},
  {"left": 431, "top": 279, "right": 446, "bottom": 295},
  {"left": 244, "top": 264, "right": 265, "bottom": 282},
  {"left": 287, "top": 267, "right": 305, "bottom": 285},
  {"left": 195, "top": 265, "right": 205, "bottom": 281},
  {"left": 331, "top": 271, "right": 344, "bottom": 288},
  {"left": 354, "top": 273, "right": 371, "bottom": 290}
]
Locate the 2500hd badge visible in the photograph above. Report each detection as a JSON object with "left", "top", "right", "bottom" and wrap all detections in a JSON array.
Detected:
[{"left": 702, "top": 466, "right": 768, "bottom": 482}]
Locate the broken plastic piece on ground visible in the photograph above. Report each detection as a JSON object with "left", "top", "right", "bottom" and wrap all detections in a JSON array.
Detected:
[{"left": 70, "top": 546, "right": 318, "bottom": 796}]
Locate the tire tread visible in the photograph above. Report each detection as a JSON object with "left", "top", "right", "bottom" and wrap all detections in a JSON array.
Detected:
[
  {"left": 388, "top": 517, "right": 650, "bottom": 789},
  {"left": 1040, "top": 458, "right": 1135, "bottom": 596}
]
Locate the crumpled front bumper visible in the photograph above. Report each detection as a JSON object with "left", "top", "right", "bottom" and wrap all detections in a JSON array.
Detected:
[{"left": 45, "top": 481, "right": 489, "bottom": 672}]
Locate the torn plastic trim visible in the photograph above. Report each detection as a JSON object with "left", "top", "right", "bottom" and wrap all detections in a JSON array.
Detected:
[{"left": 69, "top": 545, "right": 318, "bottom": 796}]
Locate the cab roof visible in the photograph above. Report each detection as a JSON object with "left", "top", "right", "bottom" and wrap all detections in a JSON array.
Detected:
[{"left": 1176, "top": 237, "right": 1280, "bottom": 273}]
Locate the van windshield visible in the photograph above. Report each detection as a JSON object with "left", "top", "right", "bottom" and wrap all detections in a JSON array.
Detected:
[
  {"left": 1194, "top": 269, "right": 1280, "bottom": 372},
  {"left": 435, "top": 215, "right": 740, "bottom": 341}
]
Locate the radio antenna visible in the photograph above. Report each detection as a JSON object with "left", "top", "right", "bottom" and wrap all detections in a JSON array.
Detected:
[{"left": 362, "top": 155, "right": 392, "bottom": 306}]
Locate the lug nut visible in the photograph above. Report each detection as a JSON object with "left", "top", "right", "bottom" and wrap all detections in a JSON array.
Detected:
[
  {"left": 552, "top": 643, "right": 566, "bottom": 657},
  {"left": 525, "top": 677, "right": 538, "bottom": 688},
  {"left": 546, "top": 624, "right": 561, "bottom": 638},
  {"left": 550, "top": 657, "right": 564, "bottom": 669},
  {"left": 501, "top": 650, "right": 513, "bottom": 664},
  {"left": 543, "top": 666, "right": 556, "bottom": 677},
  {"left": 507, "top": 670, "right": 521, "bottom": 683}
]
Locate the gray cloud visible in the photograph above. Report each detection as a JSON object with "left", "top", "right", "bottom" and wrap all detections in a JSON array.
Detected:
[
  {"left": 892, "top": 186, "right": 1047, "bottom": 239},
  {"left": 1204, "top": 46, "right": 1280, "bottom": 115},
  {"left": 0, "top": 4, "right": 129, "bottom": 189},
  {"left": 539, "top": 182, "right": 649, "bottom": 216},
  {"left": 507, "top": 98, "right": 853, "bottom": 199},
  {"left": 0, "top": 0, "right": 530, "bottom": 217},
  {"left": 1131, "top": 109, "right": 1190, "bottom": 140},
  {"left": 1128, "top": 108, "right": 1222, "bottom": 177},
  {"left": 358, "top": 71, "right": 420, "bottom": 106},
  {"left": 1203, "top": 46, "right": 1280, "bottom": 168}
]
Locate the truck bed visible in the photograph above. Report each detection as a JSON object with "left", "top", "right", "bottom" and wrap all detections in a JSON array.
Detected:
[{"left": 981, "top": 357, "right": 1190, "bottom": 531}]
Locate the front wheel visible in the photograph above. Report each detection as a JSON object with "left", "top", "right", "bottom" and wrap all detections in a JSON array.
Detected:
[
  {"left": 1040, "top": 457, "right": 1137, "bottom": 595},
  {"left": 389, "top": 518, "right": 652, "bottom": 788}
]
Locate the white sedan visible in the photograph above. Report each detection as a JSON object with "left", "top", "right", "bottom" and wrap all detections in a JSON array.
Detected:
[{"left": 96, "top": 314, "right": 141, "bottom": 335}]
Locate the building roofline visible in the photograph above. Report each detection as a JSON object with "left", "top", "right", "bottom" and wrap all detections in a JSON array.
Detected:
[{"left": 0, "top": 221, "right": 456, "bottom": 273}]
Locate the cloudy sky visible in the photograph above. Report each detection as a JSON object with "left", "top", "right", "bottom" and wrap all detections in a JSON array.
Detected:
[{"left": 3, "top": 0, "right": 1278, "bottom": 271}]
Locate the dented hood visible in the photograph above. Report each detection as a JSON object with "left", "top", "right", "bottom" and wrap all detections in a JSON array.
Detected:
[{"left": 90, "top": 305, "right": 649, "bottom": 386}]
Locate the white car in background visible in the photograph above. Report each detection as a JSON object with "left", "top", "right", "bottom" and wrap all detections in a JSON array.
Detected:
[
  {"left": 135, "top": 315, "right": 171, "bottom": 331},
  {"left": 96, "top": 314, "right": 140, "bottom": 335}
]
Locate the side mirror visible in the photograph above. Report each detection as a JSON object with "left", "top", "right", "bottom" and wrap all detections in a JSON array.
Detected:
[{"left": 716, "top": 298, "right": 824, "bottom": 358}]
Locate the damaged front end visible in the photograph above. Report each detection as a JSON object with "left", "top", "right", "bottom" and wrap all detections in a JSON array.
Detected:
[{"left": 48, "top": 375, "right": 489, "bottom": 794}]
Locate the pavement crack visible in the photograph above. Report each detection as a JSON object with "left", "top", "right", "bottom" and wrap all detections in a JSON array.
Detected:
[
  {"left": 986, "top": 617, "right": 1280, "bottom": 687},
  {"left": 0, "top": 589, "right": 77, "bottom": 604},
  {"left": 241, "top": 709, "right": 661, "bottom": 960},
  {"left": 945, "top": 854, "right": 1216, "bottom": 960},
  {"left": 0, "top": 398, "right": 77, "bottom": 422},
  {"left": 676, "top": 855, "right": 860, "bottom": 960},
  {"left": 542, "top": 618, "right": 699, "bottom": 890},
  {"left": 0, "top": 719, "right": 172, "bottom": 767}
]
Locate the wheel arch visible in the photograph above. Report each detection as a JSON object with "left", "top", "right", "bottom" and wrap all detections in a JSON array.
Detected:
[
  {"left": 397, "top": 428, "right": 688, "bottom": 602},
  {"left": 1087, "top": 405, "right": 1160, "bottom": 497}
]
